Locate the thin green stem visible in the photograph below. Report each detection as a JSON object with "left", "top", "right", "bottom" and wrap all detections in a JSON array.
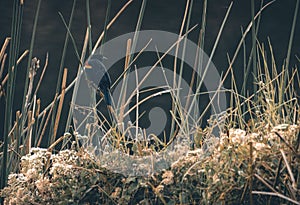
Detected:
[
  {"left": 49, "top": 0, "right": 77, "bottom": 146},
  {"left": 1, "top": 0, "right": 24, "bottom": 193},
  {"left": 251, "top": 0, "right": 257, "bottom": 94},
  {"left": 86, "top": 0, "right": 93, "bottom": 54},
  {"left": 242, "top": 0, "right": 263, "bottom": 97},
  {"left": 281, "top": 0, "right": 299, "bottom": 105},
  {"left": 117, "top": 0, "right": 147, "bottom": 112},
  {"left": 21, "top": 0, "right": 41, "bottom": 142},
  {"left": 99, "top": 0, "right": 111, "bottom": 56}
]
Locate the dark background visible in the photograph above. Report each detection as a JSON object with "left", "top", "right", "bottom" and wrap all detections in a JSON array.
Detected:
[{"left": 0, "top": 0, "right": 299, "bottom": 141}]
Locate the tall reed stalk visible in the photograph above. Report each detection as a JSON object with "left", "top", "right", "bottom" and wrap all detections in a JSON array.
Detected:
[{"left": 1, "top": 0, "right": 24, "bottom": 194}]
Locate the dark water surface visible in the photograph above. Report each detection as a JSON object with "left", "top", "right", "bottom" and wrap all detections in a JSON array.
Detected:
[{"left": 0, "top": 0, "right": 299, "bottom": 141}]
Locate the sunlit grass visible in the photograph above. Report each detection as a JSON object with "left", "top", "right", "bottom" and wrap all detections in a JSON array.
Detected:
[{"left": 1, "top": 0, "right": 299, "bottom": 204}]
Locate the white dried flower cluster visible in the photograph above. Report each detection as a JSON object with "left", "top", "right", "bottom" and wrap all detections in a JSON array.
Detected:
[
  {"left": 20, "top": 148, "right": 50, "bottom": 181},
  {"left": 0, "top": 147, "right": 101, "bottom": 204},
  {"left": 219, "top": 128, "right": 271, "bottom": 156}
]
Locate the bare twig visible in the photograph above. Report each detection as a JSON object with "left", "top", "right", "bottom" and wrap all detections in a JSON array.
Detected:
[
  {"left": 0, "top": 37, "right": 11, "bottom": 62},
  {"left": 280, "top": 149, "right": 297, "bottom": 190},
  {"left": 275, "top": 132, "right": 298, "bottom": 156},
  {"left": 38, "top": 93, "right": 58, "bottom": 147},
  {"left": 252, "top": 191, "right": 300, "bottom": 205}
]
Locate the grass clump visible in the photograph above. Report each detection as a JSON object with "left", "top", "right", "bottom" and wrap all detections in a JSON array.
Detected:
[
  {"left": 1, "top": 113, "right": 299, "bottom": 204},
  {"left": 1, "top": 64, "right": 299, "bottom": 204},
  {"left": 1, "top": 0, "right": 300, "bottom": 204}
]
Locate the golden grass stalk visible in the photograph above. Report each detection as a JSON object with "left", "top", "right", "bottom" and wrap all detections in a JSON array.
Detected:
[{"left": 51, "top": 68, "right": 68, "bottom": 145}]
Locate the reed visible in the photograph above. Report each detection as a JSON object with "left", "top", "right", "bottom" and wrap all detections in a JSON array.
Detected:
[{"left": 0, "top": 0, "right": 299, "bottom": 204}]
